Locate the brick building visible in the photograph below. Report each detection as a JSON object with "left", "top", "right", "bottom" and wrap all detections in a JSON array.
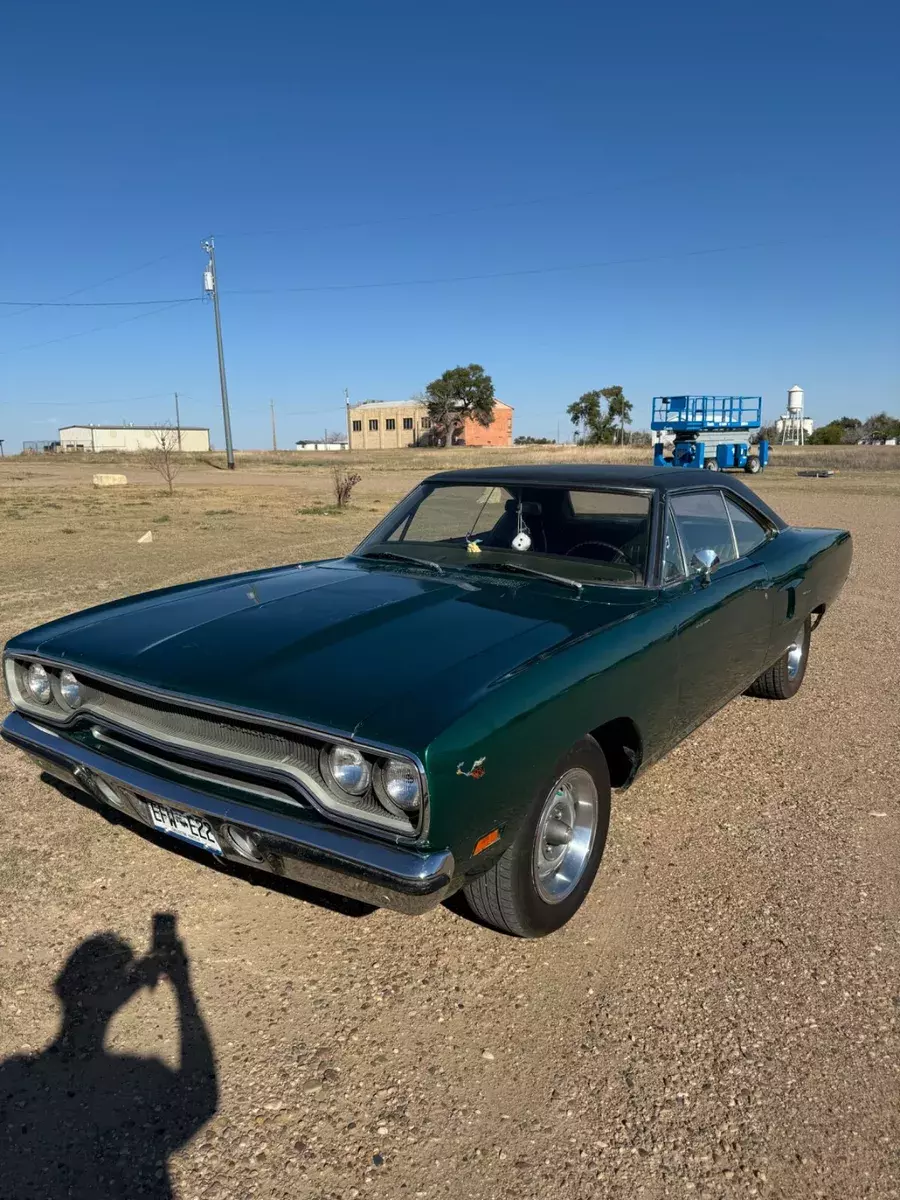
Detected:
[
  {"left": 462, "top": 401, "right": 513, "bottom": 447},
  {"left": 348, "top": 399, "right": 513, "bottom": 450}
]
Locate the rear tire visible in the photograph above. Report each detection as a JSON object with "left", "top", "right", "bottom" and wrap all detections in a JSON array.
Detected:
[
  {"left": 745, "top": 456, "right": 761, "bottom": 474},
  {"left": 746, "top": 616, "right": 811, "bottom": 699},
  {"left": 704, "top": 459, "right": 719, "bottom": 471},
  {"left": 463, "top": 738, "right": 611, "bottom": 937}
]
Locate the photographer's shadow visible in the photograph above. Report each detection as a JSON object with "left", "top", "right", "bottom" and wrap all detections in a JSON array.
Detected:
[{"left": 0, "top": 921, "right": 218, "bottom": 1200}]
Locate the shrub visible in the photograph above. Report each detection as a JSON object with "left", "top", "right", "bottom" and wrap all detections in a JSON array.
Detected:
[{"left": 332, "top": 467, "right": 362, "bottom": 507}]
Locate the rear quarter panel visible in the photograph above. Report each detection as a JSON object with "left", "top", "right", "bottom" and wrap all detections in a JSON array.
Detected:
[{"left": 762, "top": 526, "right": 852, "bottom": 661}]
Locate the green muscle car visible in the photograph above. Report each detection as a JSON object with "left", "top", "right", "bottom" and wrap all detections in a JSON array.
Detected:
[{"left": 1, "top": 466, "right": 851, "bottom": 936}]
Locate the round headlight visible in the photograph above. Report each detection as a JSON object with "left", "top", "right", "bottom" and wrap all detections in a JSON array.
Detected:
[
  {"left": 59, "top": 670, "right": 83, "bottom": 708},
  {"left": 26, "top": 663, "right": 52, "bottom": 704},
  {"left": 381, "top": 759, "right": 421, "bottom": 812},
  {"left": 328, "top": 745, "right": 371, "bottom": 796}
]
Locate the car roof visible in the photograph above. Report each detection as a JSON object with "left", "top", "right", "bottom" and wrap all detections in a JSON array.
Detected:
[{"left": 423, "top": 464, "right": 786, "bottom": 527}]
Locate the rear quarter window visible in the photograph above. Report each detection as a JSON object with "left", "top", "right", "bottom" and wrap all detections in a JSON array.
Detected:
[
  {"left": 725, "top": 496, "right": 769, "bottom": 556},
  {"left": 670, "top": 491, "right": 737, "bottom": 565}
]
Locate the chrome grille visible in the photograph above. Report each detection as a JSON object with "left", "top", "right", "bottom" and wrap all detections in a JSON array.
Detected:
[
  {"left": 78, "top": 680, "right": 321, "bottom": 774},
  {"left": 67, "top": 674, "right": 404, "bottom": 826}
]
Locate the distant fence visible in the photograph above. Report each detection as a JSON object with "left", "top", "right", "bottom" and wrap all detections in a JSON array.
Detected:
[{"left": 22, "top": 441, "right": 60, "bottom": 453}]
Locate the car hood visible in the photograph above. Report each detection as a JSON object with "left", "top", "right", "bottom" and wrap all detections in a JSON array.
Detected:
[{"left": 10, "top": 560, "right": 653, "bottom": 749}]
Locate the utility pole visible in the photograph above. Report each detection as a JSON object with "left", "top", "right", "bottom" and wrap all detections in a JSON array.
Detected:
[
  {"left": 201, "top": 237, "right": 235, "bottom": 469},
  {"left": 270, "top": 399, "right": 277, "bottom": 452},
  {"left": 0, "top": 439, "right": 4, "bottom": 457},
  {"left": 174, "top": 392, "right": 182, "bottom": 450},
  {"left": 344, "top": 387, "right": 351, "bottom": 450}
]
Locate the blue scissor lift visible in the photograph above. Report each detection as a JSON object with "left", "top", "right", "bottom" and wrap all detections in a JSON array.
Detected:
[{"left": 651, "top": 395, "right": 769, "bottom": 473}]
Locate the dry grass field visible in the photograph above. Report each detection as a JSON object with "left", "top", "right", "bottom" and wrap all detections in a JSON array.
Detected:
[{"left": 0, "top": 448, "right": 898, "bottom": 1200}]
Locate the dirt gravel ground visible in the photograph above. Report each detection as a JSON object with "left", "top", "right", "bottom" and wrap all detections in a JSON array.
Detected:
[{"left": 0, "top": 457, "right": 897, "bottom": 1200}]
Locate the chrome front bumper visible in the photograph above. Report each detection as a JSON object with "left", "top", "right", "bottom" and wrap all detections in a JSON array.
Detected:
[{"left": 1, "top": 711, "right": 455, "bottom": 915}]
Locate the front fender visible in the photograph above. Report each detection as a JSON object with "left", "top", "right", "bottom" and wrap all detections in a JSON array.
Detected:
[{"left": 423, "top": 597, "right": 678, "bottom": 873}]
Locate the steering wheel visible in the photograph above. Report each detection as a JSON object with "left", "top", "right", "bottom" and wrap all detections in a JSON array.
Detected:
[{"left": 565, "top": 541, "right": 628, "bottom": 563}]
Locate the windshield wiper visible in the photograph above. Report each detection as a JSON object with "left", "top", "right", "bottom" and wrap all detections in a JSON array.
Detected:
[
  {"left": 358, "top": 550, "right": 444, "bottom": 575},
  {"left": 462, "top": 560, "right": 582, "bottom": 593}
]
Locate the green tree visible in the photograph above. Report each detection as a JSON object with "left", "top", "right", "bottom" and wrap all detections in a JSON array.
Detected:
[
  {"left": 567, "top": 389, "right": 618, "bottom": 444},
  {"left": 600, "top": 386, "right": 632, "bottom": 443},
  {"left": 567, "top": 390, "right": 601, "bottom": 443},
  {"left": 808, "top": 421, "right": 845, "bottom": 445},
  {"left": 425, "top": 364, "right": 496, "bottom": 447}
]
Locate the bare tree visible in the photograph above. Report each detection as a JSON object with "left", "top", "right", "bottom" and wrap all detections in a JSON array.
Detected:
[
  {"left": 145, "top": 425, "right": 184, "bottom": 494},
  {"left": 332, "top": 466, "right": 362, "bottom": 507}
]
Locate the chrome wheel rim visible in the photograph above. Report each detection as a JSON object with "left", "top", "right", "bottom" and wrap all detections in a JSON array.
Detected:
[
  {"left": 532, "top": 768, "right": 598, "bottom": 904},
  {"left": 786, "top": 635, "right": 804, "bottom": 679}
]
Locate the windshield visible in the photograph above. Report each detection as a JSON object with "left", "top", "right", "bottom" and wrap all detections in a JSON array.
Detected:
[{"left": 355, "top": 483, "right": 652, "bottom": 585}]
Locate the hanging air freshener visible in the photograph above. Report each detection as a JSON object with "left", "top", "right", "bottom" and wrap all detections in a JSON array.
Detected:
[{"left": 511, "top": 500, "right": 532, "bottom": 552}]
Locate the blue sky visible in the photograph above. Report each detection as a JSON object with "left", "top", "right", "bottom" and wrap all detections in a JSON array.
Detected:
[{"left": 1, "top": 0, "right": 897, "bottom": 450}]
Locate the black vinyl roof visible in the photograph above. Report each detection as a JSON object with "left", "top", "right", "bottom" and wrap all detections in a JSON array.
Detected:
[{"left": 424, "top": 464, "right": 786, "bottom": 527}]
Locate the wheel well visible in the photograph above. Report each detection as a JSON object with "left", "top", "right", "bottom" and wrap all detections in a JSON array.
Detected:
[{"left": 588, "top": 717, "right": 643, "bottom": 789}]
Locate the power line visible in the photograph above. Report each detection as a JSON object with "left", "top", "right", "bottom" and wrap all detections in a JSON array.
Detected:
[
  {"left": 0, "top": 296, "right": 201, "bottom": 308},
  {"left": 0, "top": 300, "right": 194, "bottom": 356},
  {"left": 282, "top": 409, "right": 345, "bottom": 417},
  {"left": 23, "top": 391, "right": 177, "bottom": 408},
  {"left": 221, "top": 236, "right": 791, "bottom": 297},
  {"left": 0, "top": 250, "right": 188, "bottom": 321},
  {"left": 213, "top": 171, "right": 686, "bottom": 239},
  {"left": 1, "top": 229, "right": 886, "bottom": 359},
  {"left": 3, "top": 229, "right": 887, "bottom": 313}
]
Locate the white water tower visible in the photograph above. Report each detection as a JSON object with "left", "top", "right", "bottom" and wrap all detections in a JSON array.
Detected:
[{"left": 780, "top": 385, "right": 807, "bottom": 445}]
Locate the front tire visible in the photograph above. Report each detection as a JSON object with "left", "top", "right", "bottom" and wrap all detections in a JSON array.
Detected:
[
  {"left": 704, "top": 459, "right": 719, "bottom": 471},
  {"left": 463, "top": 738, "right": 611, "bottom": 937},
  {"left": 745, "top": 456, "right": 761, "bottom": 474},
  {"left": 746, "top": 616, "right": 811, "bottom": 699}
]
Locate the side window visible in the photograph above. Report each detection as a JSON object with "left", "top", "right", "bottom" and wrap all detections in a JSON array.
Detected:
[
  {"left": 725, "top": 496, "right": 768, "bottom": 557},
  {"left": 670, "top": 491, "right": 737, "bottom": 567},
  {"left": 661, "top": 506, "right": 686, "bottom": 582}
]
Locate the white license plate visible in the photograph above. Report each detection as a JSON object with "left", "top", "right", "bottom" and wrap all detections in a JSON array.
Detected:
[{"left": 146, "top": 800, "right": 222, "bottom": 854}]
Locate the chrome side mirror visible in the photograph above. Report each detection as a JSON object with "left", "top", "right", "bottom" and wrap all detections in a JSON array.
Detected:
[{"left": 691, "top": 548, "right": 721, "bottom": 586}]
